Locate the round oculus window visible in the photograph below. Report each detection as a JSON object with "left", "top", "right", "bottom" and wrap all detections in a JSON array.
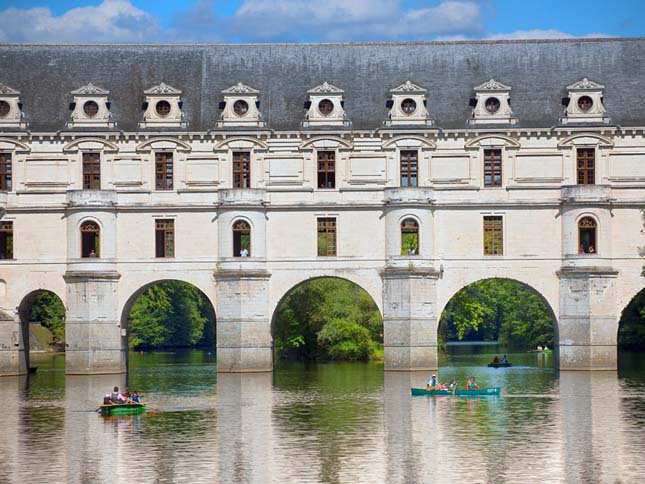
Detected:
[
  {"left": 578, "top": 96, "right": 593, "bottom": 112},
  {"left": 0, "top": 100, "right": 10, "bottom": 118},
  {"left": 401, "top": 98, "right": 417, "bottom": 115},
  {"left": 83, "top": 100, "right": 99, "bottom": 117},
  {"left": 318, "top": 99, "right": 334, "bottom": 116},
  {"left": 484, "top": 97, "right": 501, "bottom": 113},
  {"left": 233, "top": 100, "right": 249, "bottom": 116},
  {"left": 156, "top": 100, "right": 172, "bottom": 117}
]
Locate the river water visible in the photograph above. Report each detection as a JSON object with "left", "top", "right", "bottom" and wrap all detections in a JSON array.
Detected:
[{"left": 1, "top": 348, "right": 644, "bottom": 484}]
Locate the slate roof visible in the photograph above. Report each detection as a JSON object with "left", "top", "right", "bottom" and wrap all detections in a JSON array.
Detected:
[{"left": 0, "top": 38, "right": 644, "bottom": 132}]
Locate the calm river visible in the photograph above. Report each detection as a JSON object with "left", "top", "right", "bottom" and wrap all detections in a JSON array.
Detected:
[{"left": 1, "top": 347, "right": 645, "bottom": 484}]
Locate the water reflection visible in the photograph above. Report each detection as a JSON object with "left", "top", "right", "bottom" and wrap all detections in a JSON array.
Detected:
[{"left": 1, "top": 351, "right": 645, "bottom": 483}]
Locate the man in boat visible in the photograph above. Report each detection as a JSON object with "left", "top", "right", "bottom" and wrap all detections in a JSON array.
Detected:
[
  {"left": 425, "top": 374, "right": 440, "bottom": 390},
  {"left": 110, "top": 386, "right": 126, "bottom": 404},
  {"left": 501, "top": 355, "right": 509, "bottom": 364},
  {"left": 466, "top": 376, "right": 479, "bottom": 390}
]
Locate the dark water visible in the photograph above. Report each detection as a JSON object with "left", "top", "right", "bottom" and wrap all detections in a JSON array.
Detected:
[{"left": 1, "top": 347, "right": 645, "bottom": 484}]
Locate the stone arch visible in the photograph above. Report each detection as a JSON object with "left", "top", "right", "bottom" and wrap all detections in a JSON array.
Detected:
[
  {"left": 0, "top": 138, "right": 31, "bottom": 153},
  {"left": 437, "top": 276, "right": 559, "bottom": 343},
  {"left": 382, "top": 135, "right": 436, "bottom": 149},
  {"left": 617, "top": 286, "right": 645, "bottom": 352},
  {"left": 231, "top": 217, "right": 252, "bottom": 257},
  {"left": 299, "top": 136, "right": 352, "bottom": 150},
  {"left": 465, "top": 134, "right": 521, "bottom": 149},
  {"left": 62, "top": 137, "right": 119, "bottom": 153},
  {"left": 135, "top": 137, "right": 192, "bottom": 152},
  {"left": 557, "top": 133, "right": 614, "bottom": 148},
  {"left": 214, "top": 137, "right": 269, "bottom": 151}
]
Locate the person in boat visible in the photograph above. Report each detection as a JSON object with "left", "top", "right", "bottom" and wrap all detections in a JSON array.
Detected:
[
  {"left": 493, "top": 355, "right": 499, "bottom": 364},
  {"left": 130, "top": 391, "right": 142, "bottom": 403},
  {"left": 426, "top": 374, "right": 440, "bottom": 390},
  {"left": 536, "top": 345, "right": 543, "bottom": 351},
  {"left": 543, "top": 345, "right": 549, "bottom": 351},
  {"left": 501, "top": 355, "right": 508, "bottom": 364},
  {"left": 110, "top": 386, "right": 126, "bottom": 404},
  {"left": 466, "top": 376, "right": 479, "bottom": 390},
  {"left": 449, "top": 379, "right": 457, "bottom": 395}
]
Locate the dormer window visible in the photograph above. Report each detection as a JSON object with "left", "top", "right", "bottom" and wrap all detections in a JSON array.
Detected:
[
  {"left": 67, "top": 83, "right": 114, "bottom": 129},
  {"left": 217, "top": 83, "right": 265, "bottom": 128},
  {"left": 303, "top": 82, "right": 350, "bottom": 128},
  {"left": 0, "top": 83, "right": 27, "bottom": 128},
  {"left": 385, "top": 81, "right": 432, "bottom": 127},
  {"left": 139, "top": 82, "right": 187, "bottom": 129},
  {"left": 468, "top": 79, "right": 517, "bottom": 125},
  {"left": 561, "top": 78, "right": 609, "bottom": 125}
]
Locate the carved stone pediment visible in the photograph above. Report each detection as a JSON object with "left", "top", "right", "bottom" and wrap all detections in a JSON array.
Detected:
[
  {"left": 386, "top": 80, "right": 432, "bottom": 127},
  {"left": 71, "top": 83, "right": 110, "bottom": 96},
  {"left": 303, "top": 81, "right": 349, "bottom": 128},
  {"left": 561, "top": 78, "right": 609, "bottom": 125},
  {"left": 67, "top": 83, "right": 114, "bottom": 129},
  {"left": 0, "top": 82, "right": 27, "bottom": 128},
  {"left": 222, "top": 82, "right": 260, "bottom": 95},
  {"left": 0, "top": 83, "right": 20, "bottom": 96},
  {"left": 217, "top": 83, "right": 265, "bottom": 128},
  {"left": 144, "top": 82, "right": 182, "bottom": 95},
  {"left": 474, "top": 79, "right": 511, "bottom": 92},
  {"left": 307, "top": 82, "right": 344, "bottom": 94},
  {"left": 567, "top": 78, "right": 605, "bottom": 91},
  {"left": 390, "top": 81, "right": 426, "bottom": 94},
  {"left": 139, "top": 82, "right": 186, "bottom": 129},
  {"left": 468, "top": 79, "right": 517, "bottom": 126}
]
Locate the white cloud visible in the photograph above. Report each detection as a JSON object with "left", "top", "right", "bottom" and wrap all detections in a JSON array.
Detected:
[
  {"left": 0, "top": 0, "right": 159, "bottom": 43},
  {"left": 486, "top": 29, "right": 613, "bottom": 40}
]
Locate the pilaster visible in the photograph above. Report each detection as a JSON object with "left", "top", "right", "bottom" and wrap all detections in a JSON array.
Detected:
[
  {"left": 381, "top": 266, "right": 440, "bottom": 370},
  {"left": 0, "top": 309, "right": 25, "bottom": 376}
]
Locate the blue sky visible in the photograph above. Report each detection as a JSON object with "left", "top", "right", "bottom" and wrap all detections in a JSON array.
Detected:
[{"left": 0, "top": 0, "right": 643, "bottom": 43}]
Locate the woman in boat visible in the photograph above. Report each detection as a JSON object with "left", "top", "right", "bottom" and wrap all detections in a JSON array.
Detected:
[
  {"left": 131, "top": 391, "right": 142, "bottom": 403},
  {"left": 449, "top": 379, "right": 457, "bottom": 395},
  {"left": 110, "top": 386, "right": 126, "bottom": 403},
  {"left": 501, "top": 355, "right": 508, "bottom": 364},
  {"left": 426, "top": 374, "right": 439, "bottom": 390},
  {"left": 493, "top": 356, "right": 499, "bottom": 364},
  {"left": 466, "top": 376, "right": 479, "bottom": 390}
]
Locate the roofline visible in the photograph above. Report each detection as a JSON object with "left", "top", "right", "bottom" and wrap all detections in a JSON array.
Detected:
[{"left": 0, "top": 37, "right": 644, "bottom": 48}]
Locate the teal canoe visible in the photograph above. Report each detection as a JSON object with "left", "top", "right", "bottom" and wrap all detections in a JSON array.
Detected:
[
  {"left": 99, "top": 403, "right": 146, "bottom": 416},
  {"left": 411, "top": 387, "right": 501, "bottom": 397},
  {"left": 487, "top": 362, "right": 512, "bottom": 368}
]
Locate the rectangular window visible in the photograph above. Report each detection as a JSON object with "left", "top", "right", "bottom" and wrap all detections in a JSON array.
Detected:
[
  {"left": 483, "top": 149, "right": 502, "bottom": 187},
  {"left": 233, "top": 152, "right": 251, "bottom": 188},
  {"left": 577, "top": 148, "right": 595, "bottom": 185},
  {"left": 483, "top": 216, "right": 503, "bottom": 255},
  {"left": 317, "top": 151, "right": 336, "bottom": 189},
  {"left": 155, "top": 219, "right": 174, "bottom": 258},
  {"left": 0, "top": 221, "right": 13, "bottom": 259},
  {"left": 400, "top": 150, "right": 418, "bottom": 187},
  {"left": 82, "top": 152, "right": 101, "bottom": 190},
  {"left": 0, "top": 153, "right": 11, "bottom": 191},
  {"left": 155, "top": 152, "right": 173, "bottom": 190},
  {"left": 317, "top": 217, "right": 337, "bottom": 256}
]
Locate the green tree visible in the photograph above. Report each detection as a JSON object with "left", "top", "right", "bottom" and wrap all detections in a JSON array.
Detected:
[{"left": 30, "top": 292, "right": 65, "bottom": 343}]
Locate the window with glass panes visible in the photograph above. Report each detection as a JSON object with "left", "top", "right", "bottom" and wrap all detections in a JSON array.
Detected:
[
  {"left": 483, "top": 216, "right": 503, "bottom": 255},
  {"left": 577, "top": 148, "right": 595, "bottom": 185},
  {"left": 317, "top": 151, "right": 335, "bottom": 189},
  {"left": 155, "top": 152, "right": 173, "bottom": 190},
  {"left": 0, "top": 221, "right": 13, "bottom": 259},
  {"left": 233, "top": 152, "right": 251, "bottom": 188},
  {"left": 400, "top": 150, "right": 418, "bottom": 187},
  {"left": 82, "top": 152, "right": 101, "bottom": 190},
  {"left": 484, "top": 149, "right": 502, "bottom": 187},
  {"left": 317, "top": 218, "right": 336, "bottom": 256},
  {"left": 0, "top": 153, "right": 11, "bottom": 191},
  {"left": 155, "top": 219, "right": 174, "bottom": 258}
]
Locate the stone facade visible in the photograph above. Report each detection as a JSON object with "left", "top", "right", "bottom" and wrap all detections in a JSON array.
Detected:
[{"left": 1, "top": 39, "right": 644, "bottom": 375}]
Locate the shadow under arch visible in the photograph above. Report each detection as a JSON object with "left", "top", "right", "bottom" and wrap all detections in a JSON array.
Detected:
[
  {"left": 119, "top": 279, "right": 217, "bottom": 370},
  {"left": 437, "top": 277, "right": 559, "bottom": 359},
  {"left": 270, "top": 276, "right": 384, "bottom": 364},
  {"left": 18, "top": 289, "right": 66, "bottom": 373},
  {"left": 617, "top": 287, "right": 645, "bottom": 368}
]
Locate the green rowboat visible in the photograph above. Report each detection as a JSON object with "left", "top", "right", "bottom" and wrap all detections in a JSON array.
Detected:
[
  {"left": 487, "top": 362, "right": 512, "bottom": 368},
  {"left": 411, "top": 387, "right": 501, "bottom": 397},
  {"left": 99, "top": 403, "right": 146, "bottom": 416}
]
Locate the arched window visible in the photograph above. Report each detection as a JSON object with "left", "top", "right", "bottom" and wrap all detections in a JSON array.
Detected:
[
  {"left": 401, "top": 218, "right": 419, "bottom": 255},
  {"left": 81, "top": 221, "right": 100, "bottom": 258},
  {"left": 233, "top": 220, "right": 251, "bottom": 257},
  {"left": 578, "top": 217, "right": 597, "bottom": 254}
]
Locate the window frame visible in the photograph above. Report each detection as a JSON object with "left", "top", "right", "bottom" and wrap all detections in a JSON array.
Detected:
[
  {"left": 576, "top": 148, "right": 595, "bottom": 185},
  {"left": 483, "top": 216, "right": 503, "bottom": 255},
  {"left": 317, "top": 217, "right": 337, "bottom": 257},
  {"left": 400, "top": 150, "right": 418, "bottom": 188},
  {"left": 155, "top": 219, "right": 175, "bottom": 258},
  {"left": 400, "top": 218, "right": 419, "bottom": 256},
  {"left": 0, "top": 220, "right": 13, "bottom": 260},
  {"left": 483, "top": 149, "right": 502, "bottom": 187},
  {"left": 233, "top": 151, "right": 251, "bottom": 189},
  {"left": 578, "top": 216, "right": 597, "bottom": 254},
  {"left": 80, "top": 220, "right": 100, "bottom": 258},
  {"left": 155, "top": 151, "right": 174, "bottom": 190},
  {"left": 0, "top": 152, "right": 12, "bottom": 191},
  {"left": 317, "top": 150, "right": 336, "bottom": 189},
  {"left": 82, "top": 152, "right": 101, "bottom": 190},
  {"left": 232, "top": 219, "right": 252, "bottom": 257}
]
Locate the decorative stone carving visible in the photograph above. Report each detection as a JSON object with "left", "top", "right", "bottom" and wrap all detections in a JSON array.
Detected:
[
  {"left": 66, "top": 83, "right": 115, "bottom": 129},
  {"left": 561, "top": 78, "right": 610, "bottom": 125},
  {"left": 0, "top": 83, "right": 27, "bottom": 129},
  {"left": 139, "top": 82, "right": 187, "bottom": 129},
  {"left": 468, "top": 79, "right": 517, "bottom": 126},
  {"left": 302, "top": 82, "right": 350, "bottom": 128},
  {"left": 385, "top": 81, "right": 432, "bottom": 127},
  {"left": 217, "top": 83, "right": 265, "bottom": 128}
]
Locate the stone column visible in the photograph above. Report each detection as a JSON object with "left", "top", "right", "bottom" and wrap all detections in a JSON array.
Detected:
[
  {"left": 557, "top": 266, "right": 619, "bottom": 370},
  {"left": 214, "top": 269, "right": 272, "bottom": 372},
  {"left": 0, "top": 309, "right": 25, "bottom": 376},
  {"left": 382, "top": 267, "right": 439, "bottom": 370}
]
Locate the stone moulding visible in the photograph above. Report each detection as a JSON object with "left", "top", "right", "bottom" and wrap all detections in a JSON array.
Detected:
[
  {"left": 213, "top": 269, "right": 271, "bottom": 281},
  {"left": 63, "top": 271, "right": 122, "bottom": 282},
  {"left": 556, "top": 266, "right": 619, "bottom": 278},
  {"left": 380, "top": 266, "right": 441, "bottom": 279}
]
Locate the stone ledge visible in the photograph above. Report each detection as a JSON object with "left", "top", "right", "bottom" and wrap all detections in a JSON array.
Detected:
[
  {"left": 213, "top": 268, "right": 271, "bottom": 281},
  {"left": 66, "top": 189, "right": 117, "bottom": 208},
  {"left": 63, "top": 270, "right": 121, "bottom": 282},
  {"left": 556, "top": 266, "right": 619, "bottom": 278},
  {"left": 381, "top": 266, "right": 441, "bottom": 279}
]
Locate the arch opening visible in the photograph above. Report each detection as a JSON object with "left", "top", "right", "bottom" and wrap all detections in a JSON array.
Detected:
[
  {"left": 120, "top": 280, "right": 216, "bottom": 367},
  {"left": 272, "top": 277, "right": 383, "bottom": 362},
  {"left": 438, "top": 278, "right": 557, "bottom": 354},
  {"left": 617, "top": 288, "right": 645, "bottom": 372},
  {"left": 18, "top": 290, "right": 66, "bottom": 371}
]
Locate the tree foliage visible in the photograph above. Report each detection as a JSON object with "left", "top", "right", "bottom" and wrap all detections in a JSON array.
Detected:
[
  {"left": 273, "top": 278, "right": 383, "bottom": 361},
  {"left": 618, "top": 289, "right": 645, "bottom": 349},
  {"left": 30, "top": 292, "right": 65, "bottom": 342},
  {"left": 128, "top": 281, "right": 215, "bottom": 349},
  {"left": 438, "top": 279, "right": 555, "bottom": 348}
]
